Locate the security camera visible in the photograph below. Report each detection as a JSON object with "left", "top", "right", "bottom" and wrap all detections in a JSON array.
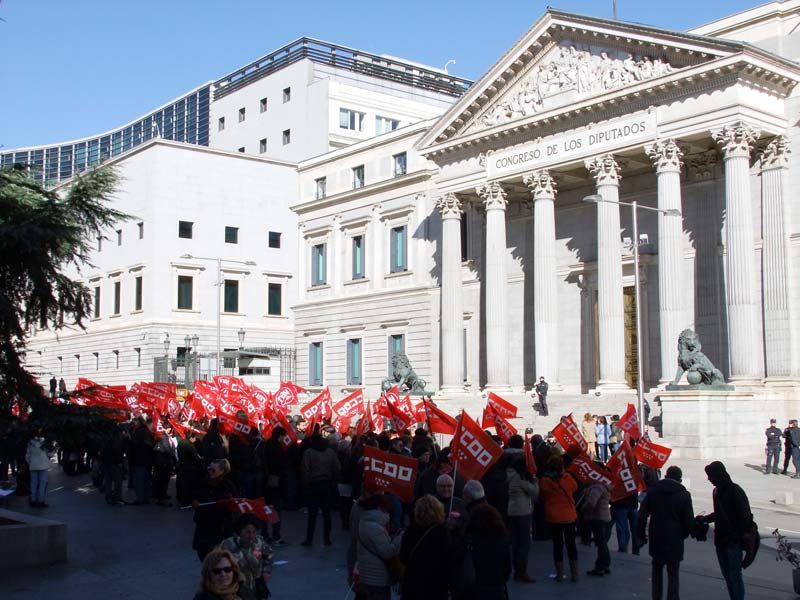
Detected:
[{"left": 639, "top": 233, "right": 649, "bottom": 245}]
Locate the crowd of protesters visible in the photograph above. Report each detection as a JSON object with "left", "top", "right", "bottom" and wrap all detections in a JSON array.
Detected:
[{"left": 2, "top": 397, "right": 775, "bottom": 600}]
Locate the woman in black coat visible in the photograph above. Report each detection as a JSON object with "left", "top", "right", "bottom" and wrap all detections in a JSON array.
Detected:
[
  {"left": 637, "top": 466, "right": 694, "bottom": 600},
  {"left": 452, "top": 503, "right": 511, "bottom": 600},
  {"left": 400, "top": 495, "right": 450, "bottom": 600},
  {"left": 192, "top": 458, "right": 239, "bottom": 561}
]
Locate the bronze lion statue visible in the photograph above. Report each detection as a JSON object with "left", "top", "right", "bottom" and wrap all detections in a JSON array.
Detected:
[
  {"left": 382, "top": 352, "right": 427, "bottom": 394},
  {"left": 671, "top": 329, "right": 725, "bottom": 386}
]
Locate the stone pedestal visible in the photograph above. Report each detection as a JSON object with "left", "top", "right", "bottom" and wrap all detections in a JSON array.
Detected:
[
  {"left": 0, "top": 508, "right": 67, "bottom": 569},
  {"left": 657, "top": 390, "right": 757, "bottom": 458}
]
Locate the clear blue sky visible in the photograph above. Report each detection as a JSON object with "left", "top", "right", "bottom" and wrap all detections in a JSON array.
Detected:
[{"left": 0, "top": 0, "right": 763, "bottom": 149}]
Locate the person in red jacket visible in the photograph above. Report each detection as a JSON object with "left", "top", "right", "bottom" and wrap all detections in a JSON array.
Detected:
[{"left": 538, "top": 455, "right": 579, "bottom": 582}]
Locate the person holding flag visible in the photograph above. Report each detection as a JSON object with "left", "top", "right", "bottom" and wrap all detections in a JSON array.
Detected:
[
  {"left": 220, "top": 513, "right": 274, "bottom": 600},
  {"left": 191, "top": 459, "right": 238, "bottom": 561}
]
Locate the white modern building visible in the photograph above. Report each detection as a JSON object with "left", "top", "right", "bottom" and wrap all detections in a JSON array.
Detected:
[{"left": 17, "top": 39, "right": 470, "bottom": 389}]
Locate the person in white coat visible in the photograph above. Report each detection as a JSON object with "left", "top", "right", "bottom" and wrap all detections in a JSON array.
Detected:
[{"left": 26, "top": 429, "right": 52, "bottom": 507}]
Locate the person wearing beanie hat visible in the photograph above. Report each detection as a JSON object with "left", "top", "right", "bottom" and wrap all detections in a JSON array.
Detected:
[
  {"left": 698, "top": 461, "right": 752, "bottom": 600},
  {"left": 637, "top": 465, "right": 694, "bottom": 600}
]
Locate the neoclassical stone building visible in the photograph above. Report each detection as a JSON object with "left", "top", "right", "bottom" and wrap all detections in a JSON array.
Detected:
[{"left": 293, "top": 5, "right": 800, "bottom": 416}]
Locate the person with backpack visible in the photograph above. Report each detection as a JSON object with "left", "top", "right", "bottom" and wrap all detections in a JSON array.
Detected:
[
  {"left": 697, "top": 461, "right": 754, "bottom": 600},
  {"left": 637, "top": 466, "right": 695, "bottom": 600}
]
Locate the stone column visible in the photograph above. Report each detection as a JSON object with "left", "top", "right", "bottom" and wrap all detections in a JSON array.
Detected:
[
  {"left": 712, "top": 123, "right": 761, "bottom": 382},
  {"left": 436, "top": 193, "right": 465, "bottom": 393},
  {"left": 585, "top": 154, "right": 628, "bottom": 389},
  {"left": 645, "top": 140, "right": 687, "bottom": 384},
  {"left": 476, "top": 181, "right": 510, "bottom": 390},
  {"left": 760, "top": 136, "right": 793, "bottom": 380},
  {"left": 370, "top": 204, "right": 384, "bottom": 290},
  {"left": 523, "top": 170, "right": 559, "bottom": 387}
]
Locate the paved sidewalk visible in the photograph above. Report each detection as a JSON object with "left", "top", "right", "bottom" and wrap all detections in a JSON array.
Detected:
[{"left": 0, "top": 455, "right": 798, "bottom": 600}]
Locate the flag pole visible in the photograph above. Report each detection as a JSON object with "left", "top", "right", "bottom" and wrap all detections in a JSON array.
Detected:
[{"left": 448, "top": 410, "right": 463, "bottom": 518}]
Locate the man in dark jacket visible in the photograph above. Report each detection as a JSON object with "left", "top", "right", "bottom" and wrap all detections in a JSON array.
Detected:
[
  {"left": 637, "top": 466, "right": 694, "bottom": 600},
  {"left": 300, "top": 434, "right": 340, "bottom": 546},
  {"left": 787, "top": 420, "right": 800, "bottom": 479},
  {"left": 129, "top": 417, "right": 154, "bottom": 505},
  {"left": 699, "top": 461, "right": 752, "bottom": 600},
  {"left": 765, "top": 419, "right": 782, "bottom": 475},
  {"left": 535, "top": 376, "right": 549, "bottom": 416}
]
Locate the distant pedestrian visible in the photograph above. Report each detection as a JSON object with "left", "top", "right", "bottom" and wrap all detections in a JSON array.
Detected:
[
  {"left": 539, "top": 455, "right": 579, "bottom": 582},
  {"left": 788, "top": 420, "right": 800, "bottom": 479},
  {"left": 781, "top": 420, "right": 794, "bottom": 475},
  {"left": 596, "top": 417, "right": 612, "bottom": 462},
  {"left": 765, "top": 419, "right": 782, "bottom": 475},
  {"left": 698, "top": 461, "right": 753, "bottom": 600},
  {"left": 535, "top": 376, "right": 549, "bottom": 416},
  {"left": 637, "top": 466, "right": 694, "bottom": 600},
  {"left": 49, "top": 376, "right": 57, "bottom": 400},
  {"left": 25, "top": 429, "right": 52, "bottom": 507},
  {"left": 581, "top": 413, "right": 597, "bottom": 459},
  {"left": 583, "top": 476, "right": 612, "bottom": 577},
  {"left": 58, "top": 377, "right": 67, "bottom": 399}
]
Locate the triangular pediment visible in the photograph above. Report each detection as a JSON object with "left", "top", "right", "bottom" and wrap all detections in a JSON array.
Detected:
[{"left": 417, "top": 9, "right": 751, "bottom": 151}]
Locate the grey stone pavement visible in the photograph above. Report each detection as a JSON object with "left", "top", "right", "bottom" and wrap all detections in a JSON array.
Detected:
[{"left": 1, "top": 455, "right": 798, "bottom": 600}]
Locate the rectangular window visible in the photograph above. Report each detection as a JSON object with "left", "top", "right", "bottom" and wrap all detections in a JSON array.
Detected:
[
  {"left": 282, "top": 129, "right": 291, "bottom": 145},
  {"left": 224, "top": 280, "right": 239, "bottom": 313},
  {"left": 177, "top": 275, "right": 193, "bottom": 310},
  {"left": 178, "top": 220, "right": 193, "bottom": 239},
  {"left": 260, "top": 97, "right": 268, "bottom": 113},
  {"left": 223, "top": 347, "right": 236, "bottom": 369},
  {"left": 339, "top": 108, "right": 365, "bottom": 131},
  {"left": 218, "top": 117, "right": 225, "bottom": 131},
  {"left": 352, "top": 165, "right": 365, "bottom": 189},
  {"left": 93, "top": 287, "right": 101, "bottom": 318},
  {"left": 352, "top": 235, "right": 365, "bottom": 280},
  {"left": 393, "top": 152, "right": 407, "bottom": 177},
  {"left": 238, "top": 107, "right": 246, "bottom": 122},
  {"left": 113, "top": 281, "right": 121, "bottom": 315},
  {"left": 138, "top": 221, "right": 144, "bottom": 239},
  {"left": 315, "top": 177, "right": 327, "bottom": 199},
  {"left": 388, "top": 334, "right": 405, "bottom": 375},
  {"left": 259, "top": 138, "right": 267, "bottom": 154},
  {"left": 347, "top": 338, "right": 362, "bottom": 385},
  {"left": 225, "top": 226, "right": 239, "bottom": 244},
  {"left": 311, "top": 243, "right": 327, "bottom": 286},
  {"left": 268, "top": 231, "right": 281, "bottom": 248},
  {"left": 309, "top": 342, "right": 323, "bottom": 386},
  {"left": 268, "top": 283, "right": 282, "bottom": 316},
  {"left": 282, "top": 87, "right": 291, "bottom": 103},
  {"left": 376, "top": 116, "right": 400, "bottom": 134},
  {"left": 116, "top": 229, "right": 122, "bottom": 246},
  {"left": 390, "top": 225, "right": 407, "bottom": 273},
  {"left": 134, "top": 276, "right": 143, "bottom": 311}
]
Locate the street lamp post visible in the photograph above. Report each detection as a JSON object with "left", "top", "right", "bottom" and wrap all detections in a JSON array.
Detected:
[
  {"left": 180, "top": 254, "right": 256, "bottom": 376},
  {"left": 582, "top": 195, "right": 681, "bottom": 430}
]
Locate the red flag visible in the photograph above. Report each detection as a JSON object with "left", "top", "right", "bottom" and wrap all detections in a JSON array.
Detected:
[
  {"left": 634, "top": 437, "right": 672, "bottom": 469},
  {"left": 217, "top": 411, "right": 257, "bottom": 441},
  {"left": 139, "top": 382, "right": 176, "bottom": 414},
  {"left": 386, "top": 400, "right": 411, "bottom": 432},
  {"left": 217, "top": 497, "right": 280, "bottom": 524},
  {"left": 263, "top": 411, "right": 300, "bottom": 449},
  {"left": 614, "top": 403, "right": 642, "bottom": 440},
  {"left": 373, "top": 395, "right": 391, "bottom": 419},
  {"left": 451, "top": 411, "right": 503, "bottom": 481},
  {"left": 412, "top": 401, "right": 426, "bottom": 423},
  {"left": 332, "top": 389, "right": 364, "bottom": 428},
  {"left": 552, "top": 413, "right": 588, "bottom": 454},
  {"left": 422, "top": 400, "right": 457, "bottom": 435},
  {"left": 151, "top": 411, "right": 166, "bottom": 439},
  {"left": 300, "top": 387, "right": 333, "bottom": 421},
  {"left": 397, "top": 394, "right": 415, "bottom": 421},
  {"left": 486, "top": 392, "right": 518, "bottom": 419},
  {"left": 362, "top": 446, "right": 418, "bottom": 502},
  {"left": 383, "top": 385, "right": 400, "bottom": 406},
  {"left": 273, "top": 382, "right": 299, "bottom": 415},
  {"left": 607, "top": 439, "right": 646, "bottom": 502},
  {"left": 567, "top": 454, "right": 615, "bottom": 487},
  {"left": 524, "top": 438, "right": 537, "bottom": 476},
  {"left": 248, "top": 386, "right": 271, "bottom": 415},
  {"left": 483, "top": 405, "right": 517, "bottom": 445}
]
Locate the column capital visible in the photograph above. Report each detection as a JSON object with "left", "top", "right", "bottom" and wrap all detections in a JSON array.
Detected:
[
  {"left": 761, "top": 135, "right": 790, "bottom": 171},
  {"left": 711, "top": 122, "right": 760, "bottom": 160},
  {"left": 435, "top": 193, "right": 463, "bottom": 219},
  {"left": 585, "top": 154, "right": 621, "bottom": 185},
  {"left": 523, "top": 170, "right": 557, "bottom": 200},
  {"left": 645, "top": 139, "right": 685, "bottom": 173},
  {"left": 476, "top": 181, "right": 507, "bottom": 210}
]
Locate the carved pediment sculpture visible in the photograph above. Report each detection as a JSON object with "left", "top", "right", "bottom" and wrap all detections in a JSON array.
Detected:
[{"left": 475, "top": 44, "right": 676, "bottom": 131}]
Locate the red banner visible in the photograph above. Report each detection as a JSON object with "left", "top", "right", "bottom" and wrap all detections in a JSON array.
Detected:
[
  {"left": 332, "top": 389, "right": 364, "bottom": 429},
  {"left": 524, "top": 438, "right": 537, "bottom": 476},
  {"left": 486, "top": 392, "right": 518, "bottom": 419},
  {"left": 273, "top": 382, "right": 300, "bottom": 415},
  {"left": 634, "top": 437, "right": 672, "bottom": 469},
  {"left": 614, "top": 403, "right": 642, "bottom": 441},
  {"left": 263, "top": 411, "right": 300, "bottom": 449},
  {"left": 567, "top": 454, "right": 615, "bottom": 487},
  {"left": 607, "top": 439, "right": 646, "bottom": 502},
  {"left": 451, "top": 411, "right": 503, "bottom": 481},
  {"left": 552, "top": 413, "right": 588, "bottom": 454},
  {"left": 482, "top": 405, "right": 518, "bottom": 445},
  {"left": 217, "top": 497, "right": 280, "bottom": 524},
  {"left": 217, "top": 411, "right": 257, "bottom": 441},
  {"left": 422, "top": 400, "right": 457, "bottom": 435},
  {"left": 362, "top": 446, "right": 418, "bottom": 502},
  {"left": 386, "top": 400, "right": 411, "bottom": 432},
  {"left": 397, "top": 394, "right": 415, "bottom": 421}
]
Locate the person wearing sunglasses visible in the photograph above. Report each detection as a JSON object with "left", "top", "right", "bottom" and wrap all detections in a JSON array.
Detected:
[{"left": 195, "top": 548, "right": 251, "bottom": 600}]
